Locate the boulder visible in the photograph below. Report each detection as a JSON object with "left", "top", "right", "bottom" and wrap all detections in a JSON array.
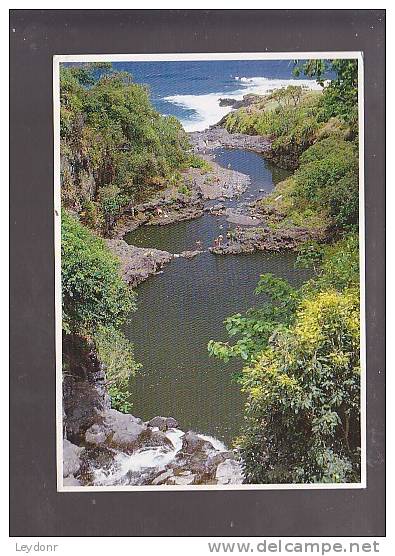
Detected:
[
  {"left": 63, "top": 476, "right": 82, "bottom": 486},
  {"left": 218, "top": 98, "right": 237, "bottom": 107},
  {"left": 167, "top": 471, "right": 196, "bottom": 485},
  {"left": 85, "top": 423, "right": 107, "bottom": 445},
  {"left": 215, "top": 459, "right": 244, "bottom": 485},
  {"left": 84, "top": 409, "right": 146, "bottom": 452},
  {"left": 148, "top": 416, "right": 179, "bottom": 431},
  {"left": 136, "top": 428, "right": 174, "bottom": 451},
  {"left": 63, "top": 439, "right": 84, "bottom": 478},
  {"left": 148, "top": 416, "right": 167, "bottom": 431},
  {"left": 151, "top": 469, "right": 175, "bottom": 485},
  {"left": 165, "top": 417, "right": 179, "bottom": 429},
  {"left": 181, "top": 431, "right": 214, "bottom": 455}
]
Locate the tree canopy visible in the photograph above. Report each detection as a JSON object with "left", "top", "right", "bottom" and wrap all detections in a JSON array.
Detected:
[{"left": 60, "top": 63, "right": 192, "bottom": 234}]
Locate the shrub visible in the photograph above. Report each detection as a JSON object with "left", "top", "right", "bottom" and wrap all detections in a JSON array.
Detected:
[
  {"left": 61, "top": 210, "right": 135, "bottom": 334},
  {"left": 208, "top": 275, "right": 299, "bottom": 365},
  {"left": 293, "top": 138, "right": 358, "bottom": 229},
  {"left": 60, "top": 65, "right": 192, "bottom": 228},
  {"left": 239, "top": 288, "right": 360, "bottom": 484},
  {"left": 94, "top": 325, "right": 140, "bottom": 413},
  {"left": 209, "top": 234, "right": 360, "bottom": 483},
  {"left": 224, "top": 91, "right": 323, "bottom": 167}
]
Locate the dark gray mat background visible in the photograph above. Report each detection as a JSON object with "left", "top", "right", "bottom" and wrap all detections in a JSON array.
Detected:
[{"left": 10, "top": 9, "right": 385, "bottom": 537}]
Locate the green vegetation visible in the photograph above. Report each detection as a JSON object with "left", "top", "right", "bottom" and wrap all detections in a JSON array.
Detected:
[
  {"left": 294, "top": 59, "right": 359, "bottom": 130},
  {"left": 209, "top": 235, "right": 360, "bottom": 483},
  {"left": 60, "top": 63, "right": 207, "bottom": 411},
  {"left": 60, "top": 63, "right": 199, "bottom": 235},
  {"left": 211, "top": 60, "right": 361, "bottom": 483},
  {"left": 225, "top": 62, "right": 360, "bottom": 234},
  {"left": 258, "top": 136, "right": 358, "bottom": 232},
  {"left": 224, "top": 87, "right": 326, "bottom": 169},
  {"left": 61, "top": 210, "right": 138, "bottom": 411},
  {"left": 94, "top": 325, "right": 141, "bottom": 413},
  {"left": 61, "top": 60, "right": 361, "bottom": 481},
  {"left": 61, "top": 210, "right": 135, "bottom": 334}
]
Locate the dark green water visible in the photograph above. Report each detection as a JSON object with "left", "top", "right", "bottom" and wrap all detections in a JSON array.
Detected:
[{"left": 124, "top": 149, "right": 311, "bottom": 444}]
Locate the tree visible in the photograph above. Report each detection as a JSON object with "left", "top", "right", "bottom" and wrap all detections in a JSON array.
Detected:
[
  {"left": 294, "top": 59, "right": 358, "bottom": 125},
  {"left": 208, "top": 274, "right": 299, "bottom": 365},
  {"left": 60, "top": 64, "right": 192, "bottom": 233},
  {"left": 61, "top": 210, "right": 139, "bottom": 412},
  {"left": 239, "top": 288, "right": 360, "bottom": 484},
  {"left": 61, "top": 210, "right": 135, "bottom": 334}
]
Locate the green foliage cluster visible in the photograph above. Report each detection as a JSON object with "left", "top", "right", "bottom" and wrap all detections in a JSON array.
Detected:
[
  {"left": 62, "top": 210, "right": 138, "bottom": 411},
  {"left": 293, "top": 137, "right": 359, "bottom": 230},
  {"left": 60, "top": 63, "right": 196, "bottom": 233},
  {"left": 209, "top": 233, "right": 360, "bottom": 483},
  {"left": 208, "top": 275, "right": 299, "bottom": 365},
  {"left": 61, "top": 210, "right": 135, "bottom": 333},
  {"left": 224, "top": 90, "right": 323, "bottom": 167},
  {"left": 94, "top": 324, "right": 141, "bottom": 413},
  {"left": 294, "top": 59, "right": 359, "bottom": 129},
  {"left": 257, "top": 135, "right": 358, "bottom": 233}
]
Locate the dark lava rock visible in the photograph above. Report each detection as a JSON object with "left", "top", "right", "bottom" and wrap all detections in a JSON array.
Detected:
[
  {"left": 136, "top": 428, "right": 174, "bottom": 451},
  {"left": 63, "top": 335, "right": 111, "bottom": 444},
  {"left": 106, "top": 239, "right": 173, "bottom": 287},
  {"left": 148, "top": 416, "right": 168, "bottom": 431},
  {"left": 165, "top": 417, "right": 179, "bottom": 429},
  {"left": 218, "top": 93, "right": 262, "bottom": 109},
  {"left": 148, "top": 415, "right": 179, "bottom": 431},
  {"left": 219, "top": 97, "right": 237, "bottom": 107},
  {"left": 189, "top": 127, "right": 271, "bottom": 154}
]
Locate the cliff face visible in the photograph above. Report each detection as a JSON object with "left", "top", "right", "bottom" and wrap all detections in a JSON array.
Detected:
[
  {"left": 62, "top": 337, "right": 244, "bottom": 487},
  {"left": 62, "top": 335, "right": 111, "bottom": 444},
  {"left": 60, "top": 147, "right": 97, "bottom": 213}
]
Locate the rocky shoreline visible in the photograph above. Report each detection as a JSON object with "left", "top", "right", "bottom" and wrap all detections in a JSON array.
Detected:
[
  {"left": 112, "top": 145, "right": 252, "bottom": 241},
  {"left": 63, "top": 335, "right": 244, "bottom": 487},
  {"left": 209, "top": 224, "right": 326, "bottom": 255},
  {"left": 189, "top": 127, "right": 272, "bottom": 155},
  {"left": 106, "top": 239, "right": 173, "bottom": 288}
]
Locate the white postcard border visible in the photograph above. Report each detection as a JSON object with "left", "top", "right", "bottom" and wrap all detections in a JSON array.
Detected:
[{"left": 53, "top": 51, "right": 366, "bottom": 492}]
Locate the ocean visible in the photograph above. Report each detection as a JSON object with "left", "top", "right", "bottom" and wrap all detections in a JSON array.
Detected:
[{"left": 98, "top": 60, "right": 323, "bottom": 131}]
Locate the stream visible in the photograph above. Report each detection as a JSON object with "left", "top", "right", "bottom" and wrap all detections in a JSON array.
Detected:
[{"left": 124, "top": 148, "right": 312, "bottom": 445}]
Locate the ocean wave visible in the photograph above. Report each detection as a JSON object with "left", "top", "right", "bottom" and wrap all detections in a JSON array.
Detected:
[{"left": 163, "top": 77, "right": 323, "bottom": 132}]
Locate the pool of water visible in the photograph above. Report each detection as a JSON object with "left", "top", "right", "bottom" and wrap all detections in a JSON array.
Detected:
[
  {"left": 125, "top": 213, "right": 230, "bottom": 253},
  {"left": 123, "top": 149, "right": 309, "bottom": 444},
  {"left": 213, "top": 147, "right": 289, "bottom": 199},
  {"left": 124, "top": 251, "right": 312, "bottom": 444}
]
